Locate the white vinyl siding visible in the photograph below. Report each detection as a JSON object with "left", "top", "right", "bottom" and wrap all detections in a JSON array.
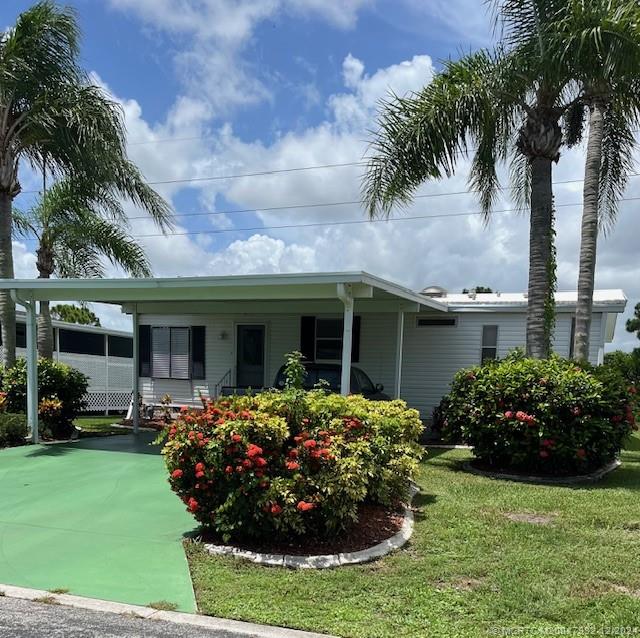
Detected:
[{"left": 137, "top": 310, "right": 607, "bottom": 419}]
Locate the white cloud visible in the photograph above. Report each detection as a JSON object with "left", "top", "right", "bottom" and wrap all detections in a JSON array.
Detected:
[{"left": 107, "top": 0, "right": 371, "bottom": 115}]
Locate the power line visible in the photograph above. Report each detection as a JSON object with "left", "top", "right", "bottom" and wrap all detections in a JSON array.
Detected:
[
  {"left": 126, "top": 196, "right": 640, "bottom": 239},
  {"left": 122, "top": 172, "right": 640, "bottom": 221},
  {"left": 19, "top": 161, "right": 367, "bottom": 195}
]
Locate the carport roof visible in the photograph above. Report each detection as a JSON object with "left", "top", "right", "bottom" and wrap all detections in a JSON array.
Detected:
[{"left": 0, "top": 271, "right": 447, "bottom": 312}]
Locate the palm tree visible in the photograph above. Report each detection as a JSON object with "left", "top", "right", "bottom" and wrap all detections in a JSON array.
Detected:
[
  {"left": 14, "top": 177, "right": 152, "bottom": 358},
  {"left": 362, "top": 2, "right": 580, "bottom": 358},
  {"left": 0, "top": 1, "right": 172, "bottom": 367},
  {"left": 553, "top": 1, "right": 640, "bottom": 361}
]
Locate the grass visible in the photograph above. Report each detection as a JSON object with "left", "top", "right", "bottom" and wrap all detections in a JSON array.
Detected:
[
  {"left": 147, "top": 600, "right": 179, "bottom": 611},
  {"left": 186, "top": 434, "right": 640, "bottom": 638},
  {"left": 74, "top": 415, "right": 128, "bottom": 437}
]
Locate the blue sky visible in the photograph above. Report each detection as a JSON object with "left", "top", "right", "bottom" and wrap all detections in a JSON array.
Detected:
[{"left": 2, "top": 1, "right": 638, "bottom": 350}]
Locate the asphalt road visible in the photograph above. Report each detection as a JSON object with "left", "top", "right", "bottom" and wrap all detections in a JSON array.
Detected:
[{"left": 0, "top": 596, "right": 246, "bottom": 638}]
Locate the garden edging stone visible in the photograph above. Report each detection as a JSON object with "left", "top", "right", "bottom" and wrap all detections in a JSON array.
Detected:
[
  {"left": 203, "top": 483, "right": 419, "bottom": 569},
  {"left": 462, "top": 458, "right": 621, "bottom": 485}
]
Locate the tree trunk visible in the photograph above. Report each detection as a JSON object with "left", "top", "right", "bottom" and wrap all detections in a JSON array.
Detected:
[
  {"left": 36, "top": 246, "right": 54, "bottom": 359},
  {"left": 0, "top": 190, "right": 16, "bottom": 368},
  {"left": 573, "top": 99, "right": 605, "bottom": 362},
  {"left": 526, "top": 156, "right": 554, "bottom": 359}
]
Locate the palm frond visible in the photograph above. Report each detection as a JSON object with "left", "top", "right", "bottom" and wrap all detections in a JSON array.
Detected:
[
  {"left": 598, "top": 101, "right": 636, "bottom": 234},
  {"left": 363, "top": 49, "right": 518, "bottom": 219},
  {"left": 508, "top": 151, "right": 531, "bottom": 212}
]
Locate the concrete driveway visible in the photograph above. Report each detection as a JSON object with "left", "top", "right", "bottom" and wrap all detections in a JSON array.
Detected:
[{"left": 0, "top": 433, "right": 196, "bottom": 612}]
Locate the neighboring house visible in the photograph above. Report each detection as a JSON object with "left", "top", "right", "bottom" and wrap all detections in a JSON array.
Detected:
[
  {"left": 0, "top": 272, "right": 626, "bottom": 443},
  {"left": 2, "top": 311, "right": 133, "bottom": 414}
]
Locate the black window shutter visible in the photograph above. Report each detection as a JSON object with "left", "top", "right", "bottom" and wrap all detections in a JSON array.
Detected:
[
  {"left": 139, "top": 325, "right": 151, "bottom": 377},
  {"left": 300, "top": 316, "right": 316, "bottom": 362},
  {"left": 351, "top": 315, "right": 361, "bottom": 363},
  {"left": 191, "top": 326, "right": 206, "bottom": 379}
]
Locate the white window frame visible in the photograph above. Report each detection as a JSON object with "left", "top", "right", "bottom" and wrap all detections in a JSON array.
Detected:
[
  {"left": 151, "top": 326, "right": 191, "bottom": 380},
  {"left": 480, "top": 324, "right": 499, "bottom": 363}
]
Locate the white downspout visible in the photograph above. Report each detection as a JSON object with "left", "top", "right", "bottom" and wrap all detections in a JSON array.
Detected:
[
  {"left": 337, "top": 283, "right": 354, "bottom": 397},
  {"left": 12, "top": 291, "right": 39, "bottom": 444},
  {"left": 394, "top": 310, "right": 404, "bottom": 399},
  {"left": 132, "top": 305, "right": 140, "bottom": 434}
]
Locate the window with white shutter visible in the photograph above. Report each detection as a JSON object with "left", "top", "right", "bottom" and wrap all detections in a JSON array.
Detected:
[
  {"left": 170, "top": 327, "right": 190, "bottom": 379},
  {"left": 152, "top": 327, "right": 171, "bottom": 378}
]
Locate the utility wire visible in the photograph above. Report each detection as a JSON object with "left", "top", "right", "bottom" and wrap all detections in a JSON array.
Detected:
[
  {"left": 121, "top": 172, "right": 640, "bottom": 221},
  {"left": 126, "top": 196, "right": 640, "bottom": 239}
]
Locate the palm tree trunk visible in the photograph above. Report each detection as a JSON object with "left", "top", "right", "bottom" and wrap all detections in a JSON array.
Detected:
[
  {"left": 526, "top": 156, "right": 554, "bottom": 359},
  {"left": 36, "top": 246, "right": 54, "bottom": 359},
  {"left": 573, "top": 99, "right": 605, "bottom": 362},
  {"left": 0, "top": 190, "right": 16, "bottom": 368}
]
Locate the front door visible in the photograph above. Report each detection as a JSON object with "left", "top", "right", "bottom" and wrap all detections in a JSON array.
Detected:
[{"left": 236, "top": 325, "right": 265, "bottom": 388}]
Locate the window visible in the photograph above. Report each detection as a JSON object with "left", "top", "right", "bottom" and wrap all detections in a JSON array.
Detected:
[
  {"left": 416, "top": 317, "right": 457, "bottom": 327},
  {"left": 59, "top": 328, "right": 105, "bottom": 356},
  {"left": 481, "top": 325, "right": 498, "bottom": 363},
  {"left": 16, "top": 322, "right": 26, "bottom": 349},
  {"left": 569, "top": 316, "right": 576, "bottom": 358},
  {"left": 315, "top": 318, "right": 343, "bottom": 361},
  {"left": 152, "top": 327, "right": 190, "bottom": 379},
  {"left": 108, "top": 335, "right": 133, "bottom": 358}
]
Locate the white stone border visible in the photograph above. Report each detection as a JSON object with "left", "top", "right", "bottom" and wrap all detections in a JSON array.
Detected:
[
  {"left": 0, "top": 584, "right": 335, "bottom": 638},
  {"left": 463, "top": 458, "right": 621, "bottom": 485},
  {"left": 203, "top": 484, "right": 419, "bottom": 569}
]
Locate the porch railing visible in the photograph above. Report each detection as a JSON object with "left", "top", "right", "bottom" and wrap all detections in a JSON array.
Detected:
[{"left": 214, "top": 368, "right": 233, "bottom": 398}]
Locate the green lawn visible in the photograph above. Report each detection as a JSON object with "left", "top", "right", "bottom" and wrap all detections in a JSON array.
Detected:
[
  {"left": 187, "top": 435, "right": 640, "bottom": 638},
  {"left": 74, "top": 415, "right": 128, "bottom": 437}
]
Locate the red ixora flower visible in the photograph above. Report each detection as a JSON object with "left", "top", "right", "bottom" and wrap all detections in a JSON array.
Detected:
[
  {"left": 270, "top": 503, "right": 283, "bottom": 516},
  {"left": 576, "top": 448, "right": 587, "bottom": 459},
  {"left": 504, "top": 411, "right": 514, "bottom": 419},
  {"left": 195, "top": 471, "right": 205, "bottom": 478},
  {"left": 246, "top": 443, "right": 263, "bottom": 458},
  {"left": 539, "top": 450, "right": 550, "bottom": 459},
  {"left": 541, "top": 439, "right": 554, "bottom": 448},
  {"left": 224, "top": 465, "right": 233, "bottom": 474},
  {"left": 296, "top": 501, "right": 315, "bottom": 512},
  {"left": 242, "top": 459, "right": 253, "bottom": 469},
  {"left": 171, "top": 469, "right": 183, "bottom": 479},
  {"left": 288, "top": 448, "right": 299, "bottom": 459},
  {"left": 187, "top": 497, "right": 199, "bottom": 512},
  {"left": 195, "top": 462, "right": 205, "bottom": 472},
  {"left": 254, "top": 456, "right": 268, "bottom": 468},
  {"left": 286, "top": 460, "right": 300, "bottom": 471},
  {"left": 303, "top": 439, "right": 317, "bottom": 449},
  {"left": 231, "top": 434, "right": 242, "bottom": 443}
]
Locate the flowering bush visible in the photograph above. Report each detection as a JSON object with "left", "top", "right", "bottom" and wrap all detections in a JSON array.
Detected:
[
  {"left": 3, "top": 358, "right": 88, "bottom": 440},
  {"left": 438, "top": 352, "right": 636, "bottom": 475},
  {"left": 160, "top": 389, "right": 423, "bottom": 541}
]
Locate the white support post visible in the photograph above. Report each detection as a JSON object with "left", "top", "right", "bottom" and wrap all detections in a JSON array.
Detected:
[
  {"left": 132, "top": 306, "right": 140, "bottom": 434},
  {"left": 394, "top": 311, "right": 404, "bottom": 399},
  {"left": 337, "top": 284, "right": 354, "bottom": 396},
  {"left": 104, "top": 334, "right": 109, "bottom": 416},
  {"left": 24, "top": 299, "right": 39, "bottom": 444}
]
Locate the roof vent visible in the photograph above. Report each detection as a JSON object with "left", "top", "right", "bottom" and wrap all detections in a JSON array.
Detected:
[{"left": 421, "top": 285, "right": 448, "bottom": 298}]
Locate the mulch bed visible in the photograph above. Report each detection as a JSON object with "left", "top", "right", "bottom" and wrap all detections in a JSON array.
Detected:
[
  {"left": 469, "top": 458, "right": 603, "bottom": 478},
  {"left": 197, "top": 502, "right": 405, "bottom": 556}
]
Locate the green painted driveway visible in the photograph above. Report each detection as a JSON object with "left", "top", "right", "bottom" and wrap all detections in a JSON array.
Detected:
[{"left": 0, "top": 433, "right": 197, "bottom": 612}]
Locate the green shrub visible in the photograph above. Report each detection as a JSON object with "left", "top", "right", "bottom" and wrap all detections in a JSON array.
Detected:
[
  {"left": 0, "top": 413, "right": 27, "bottom": 447},
  {"left": 603, "top": 349, "right": 640, "bottom": 388},
  {"left": 160, "top": 390, "right": 423, "bottom": 541},
  {"left": 3, "top": 358, "right": 88, "bottom": 440},
  {"left": 438, "top": 352, "right": 636, "bottom": 475}
]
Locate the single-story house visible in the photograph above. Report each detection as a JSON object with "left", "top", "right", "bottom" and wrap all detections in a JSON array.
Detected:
[{"left": 0, "top": 271, "right": 626, "bottom": 443}]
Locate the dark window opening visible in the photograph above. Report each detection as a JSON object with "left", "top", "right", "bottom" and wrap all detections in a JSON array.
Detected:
[
  {"left": 59, "top": 328, "right": 105, "bottom": 356},
  {"left": 108, "top": 335, "right": 133, "bottom": 358},
  {"left": 417, "top": 317, "right": 457, "bottom": 327}
]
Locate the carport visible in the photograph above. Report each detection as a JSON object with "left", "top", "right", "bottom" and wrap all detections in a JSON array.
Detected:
[{"left": 2, "top": 272, "right": 445, "bottom": 443}]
